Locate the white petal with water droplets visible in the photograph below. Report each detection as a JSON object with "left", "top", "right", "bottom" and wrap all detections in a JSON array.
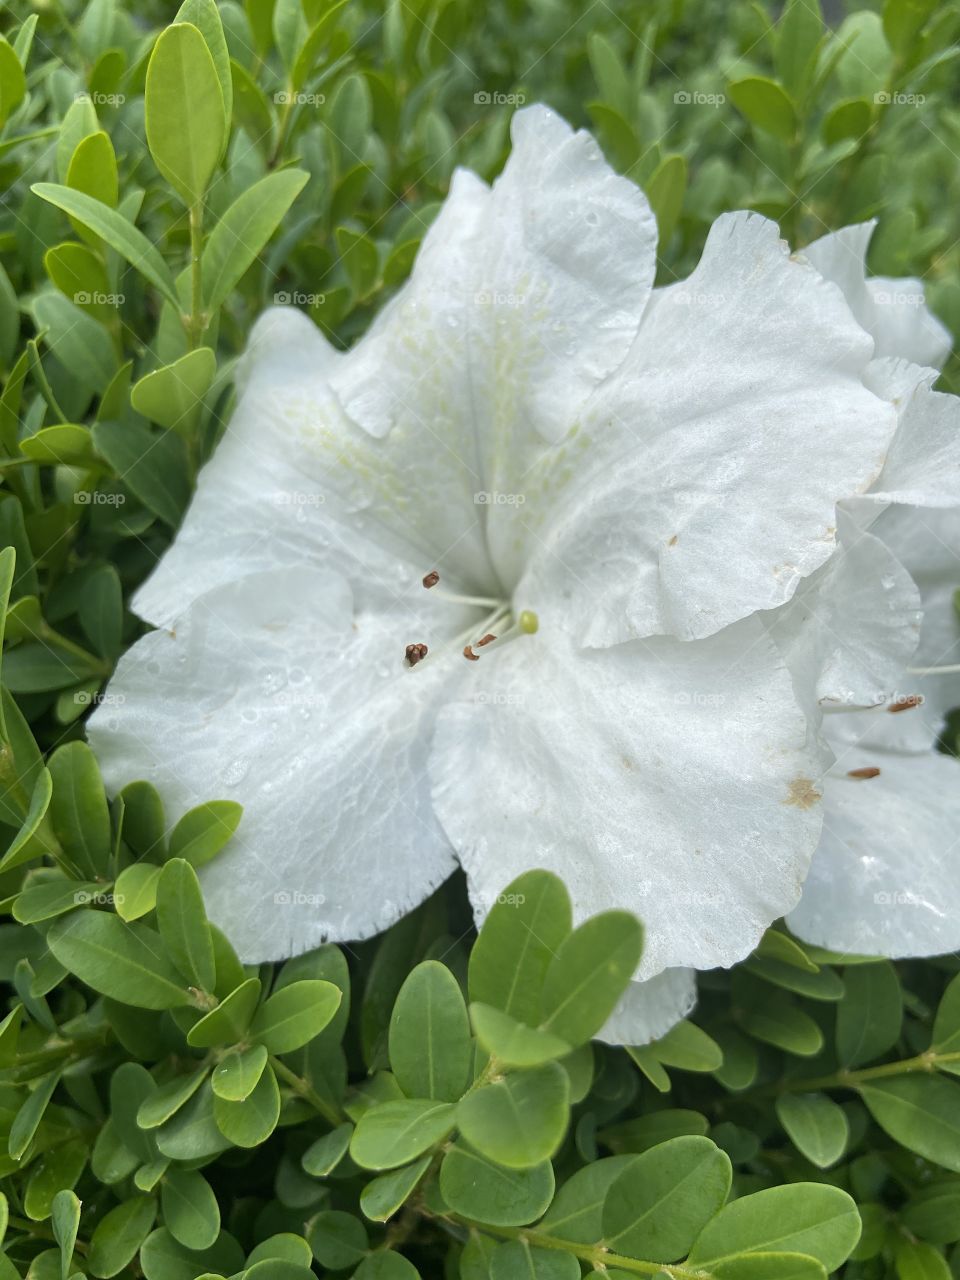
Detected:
[
  {"left": 429, "top": 615, "right": 823, "bottom": 979},
  {"left": 512, "top": 211, "right": 895, "bottom": 645},
  {"left": 598, "top": 970, "right": 698, "bottom": 1046},
  {"left": 803, "top": 222, "right": 951, "bottom": 369},
  {"left": 89, "top": 567, "right": 469, "bottom": 960}
]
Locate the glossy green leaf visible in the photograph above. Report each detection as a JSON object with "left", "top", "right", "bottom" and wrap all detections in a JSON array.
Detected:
[
  {"left": 359, "top": 1154, "right": 431, "bottom": 1221},
  {"left": 470, "top": 1003, "right": 571, "bottom": 1068},
  {"left": 602, "top": 1136, "right": 732, "bottom": 1262},
  {"left": 440, "top": 1142, "right": 555, "bottom": 1226},
  {"left": 187, "top": 977, "right": 261, "bottom": 1047},
  {"left": 88, "top": 1196, "right": 157, "bottom": 1278},
  {"left": 131, "top": 349, "right": 217, "bottom": 433},
  {"left": 728, "top": 75, "right": 797, "bottom": 139},
  {"left": 251, "top": 979, "right": 340, "bottom": 1053},
  {"left": 468, "top": 870, "right": 572, "bottom": 1024},
  {"left": 211, "top": 1044, "right": 268, "bottom": 1101},
  {"left": 213, "top": 1063, "right": 280, "bottom": 1146},
  {"left": 145, "top": 23, "right": 226, "bottom": 206},
  {"left": 859, "top": 1075, "right": 960, "bottom": 1172},
  {"left": 458, "top": 1062, "right": 569, "bottom": 1168},
  {"left": 48, "top": 911, "right": 194, "bottom": 1009},
  {"left": 389, "top": 961, "right": 471, "bottom": 1101},
  {"left": 836, "top": 961, "right": 902, "bottom": 1067},
  {"left": 167, "top": 801, "right": 243, "bottom": 868},
  {"left": 539, "top": 911, "right": 643, "bottom": 1044},
  {"left": 351, "top": 1099, "right": 457, "bottom": 1170},
  {"left": 156, "top": 858, "right": 215, "bottom": 992},
  {"left": 775, "top": 1093, "right": 849, "bottom": 1168},
  {"left": 162, "top": 1168, "right": 220, "bottom": 1249}
]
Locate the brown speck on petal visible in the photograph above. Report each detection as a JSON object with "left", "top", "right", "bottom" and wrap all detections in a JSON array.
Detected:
[
  {"left": 784, "top": 776, "right": 821, "bottom": 809},
  {"left": 422, "top": 570, "right": 440, "bottom": 589},
  {"left": 847, "top": 766, "right": 881, "bottom": 779},
  {"left": 463, "top": 645, "right": 479, "bottom": 661},
  {"left": 405, "top": 643, "right": 428, "bottom": 667},
  {"left": 888, "top": 694, "right": 922, "bottom": 713},
  {"left": 668, "top": 534, "right": 678, "bottom": 546}
]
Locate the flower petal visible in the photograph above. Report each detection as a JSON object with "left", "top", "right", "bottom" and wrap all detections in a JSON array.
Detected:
[
  {"left": 764, "top": 508, "right": 921, "bottom": 715},
  {"left": 331, "top": 103, "right": 657, "bottom": 464},
  {"left": 429, "top": 615, "right": 824, "bottom": 979},
  {"left": 598, "top": 970, "right": 697, "bottom": 1046},
  {"left": 513, "top": 211, "right": 896, "bottom": 645},
  {"left": 134, "top": 300, "right": 501, "bottom": 628},
  {"left": 862, "top": 360, "right": 960, "bottom": 507},
  {"left": 788, "top": 743, "right": 960, "bottom": 958},
  {"left": 803, "top": 222, "right": 951, "bottom": 369},
  {"left": 89, "top": 567, "right": 468, "bottom": 960}
]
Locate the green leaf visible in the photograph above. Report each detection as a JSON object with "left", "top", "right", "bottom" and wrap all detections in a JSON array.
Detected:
[
  {"left": 741, "top": 998, "right": 823, "bottom": 1057},
  {"left": 251, "top": 979, "right": 341, "bottom": 1053},
  {"left": 9, "top": 1071, "right": 60, "bottom": 1160},
  {"left": 211, "top": 1044, "right": 268, "bottom": 1101},
  {"left": 131, "top": 349, "right": 217, "bottom": 433},
  {"left": 88, "top": 1197, "right": 157, "bottom": 1278},
  {"left": 0, "top": 767, "right": 53, "bottom": 876},
  {"left": 894, "top": 1238, "right": 952, "bottom": 1280},
  {"left": 156, "top": 858, "right": 216, "bottom": 992},
  {"left": 0, "top": 1005, "right": 23, "bottom": 1067},
  {"left": 31, "top": 184, "right": 180, "bottom": 309},
  {"left": 0, "top": 36, "right": 26, "bottom": 126},
  {"left": 202, "top": 170, "right": 309, "bottom": 313},
  {"left": 468, "top": 870, "right": 572, "bottom": 1024},
  {"left": 457, "top": 1063, "right": 569, "bottom": 1168},
  {"left": 13, "top": 877, "right": 102, "bottom": 924},
  {"left": 836, "top": 961, "right": 902, "bottom": 1067},
  {"left": 168, "top": 801, "right": 243, "bottom": 867},
  {"left": 92, "top": 420, "right": 191, "bottom": 527},
  {"left": 389, "top": 961, "right": 471, "bottom": 1101},
  {"left": 932, "top": 972, "right": 960, "bottom": 1053},
  {"left": 776, "top": 0, "right": 823, "bottom": 100},
  {"left": 48, "top": 911, "right": 194, "bottom": 1009},
  {"left": 187, "top": 977, "right": 261, "bottom": 1047},
  {"left": 174, "top": 0, "right": 233, "bottom": 154},
  {"left": 598, "top": 1110, "right": 709, "bottom": 1157},
  {"left": 114, "top": 863, "right": 162, "bottom": 922},
  {"left": 359, "top": 1155, "right": 431, "bottom": 1222},
  {"left": 351, "top": 1099, "right": 457, "bottom": 1170},
  {"left": 336, "top": 227, "right": 379, "bottom": 298},
  {"left": 470, "top": 1003, "right": 571, "bottom": 1068},
  {"left": 687, "top": 1183, "right": 862, "bottom": 1272},
  {"left": 645, "top": 154, "right": 686, "bottom": 248},
  {"left": 162, "top": 1168, "right": 220, "bottom": 1250},
  {"left": 213, "top": 1062, "right": 280, "bottom": 1146},
  {"left": 602, "top": 1136, "right": 732, "bottom": 1262},
  {"left": 728, "top": 76, "right": 797, "bottom": 140},
  {"left": 33, "top": 291, "right": 117, "bottom": 391},
  {"left": 302, "top": 1122, "right": 354, "bottom": 1176},
  {"left": 539, "top": 1156, "right": 637, "bottom": 1243},
  {"left": 145, "top": 23, "right": 226, "bottom": 206},
  {"left": 649, "top": 1020, "right": 723, "bottom": 1072},
  {"left": 490, "top": 1242, "right": 578, "bottom": 1280},
  {"left": 775, "top": 1093, "right": 849, "bottom": 1168},
  {"left": 307, "top": 1211, "right": 368, "bottom": 1270},
  {"left": 902, "top": 1183, "right": 960, "bottom": 1244},
  {"left": 78, "top": 565, "right": 123, "bottom": 661},
  {"left": 539, "top": 911, "right": 643, "bottom": 1044},
  {"left": 138, "top": 1068, "right": 209, "bottom": 1129},
  {"left": 859, "top": 1075, "right": 960, "bottom": 1172},
  {"left": 139, "top": 1227, "right": 242, "bottom": 1280},
  {"left": 51, "top": 1190, "right": 81, "bottom": 1280},
  {"left": 710, "top": 1255, "right": 827, "bottom": 1280},
  {"left": 353, "top": 1256, "right": 420, "bottom": 1280},
  {"left": 439, "top": 1143, "right": 554, "bottom": 1227},
  {"left": 822, "top": 98, "right": 873, "bottom": 146}
]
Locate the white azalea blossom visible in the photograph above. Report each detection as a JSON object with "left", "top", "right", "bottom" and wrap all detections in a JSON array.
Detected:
[{"left": 89, "top": 105, "right": 960, "bottom": 1044}]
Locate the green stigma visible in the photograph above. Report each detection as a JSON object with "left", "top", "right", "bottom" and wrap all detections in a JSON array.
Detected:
[{"left": 518, "top": 609, "right": 539, "bottom": 635}]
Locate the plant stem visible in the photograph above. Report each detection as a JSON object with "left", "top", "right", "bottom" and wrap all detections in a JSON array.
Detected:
[
  {"left": 428, "top": 1211, "right": 716, "bottom": 1278},
  {"left": 749, "top": 1049, "right": 960, "bottom": 1099},
  {"left": 188, "top": 202, "right": 205, "bottom": 348},
  {"left": 269, "top": 1055, "right": 342, "bottom": 1128}
]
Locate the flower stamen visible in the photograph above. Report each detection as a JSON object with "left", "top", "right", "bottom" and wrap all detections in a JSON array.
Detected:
[
  {"left": 422, "top": 570, "right": 440, "bottom": 589},
  {"left": 405, "top": 643, "right": 429, "bottom": 667}
]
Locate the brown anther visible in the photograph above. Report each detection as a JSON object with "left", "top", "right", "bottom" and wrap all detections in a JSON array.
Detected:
[
  {"left": 888, "top": 695, "right": 922, "bottom": 713},
  {"left": 463, "top": 645, "right": 479, "bottom": 661},
  {"left": 476, "top": 633, "right": 497, "bottom": 647},
  {"left": 847, "top": 766, "right": 881, "bottom": 779},
  {"left": 405, "top": 642, "right": 428, "bottom": 667},
  {"left": 422, "top": 570, "right": 440, "bottom": 589}
]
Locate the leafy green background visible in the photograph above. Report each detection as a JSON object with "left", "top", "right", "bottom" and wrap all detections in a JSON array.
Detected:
[{"left": 0, "top": 0, "right": 959, "bottom": 1277}]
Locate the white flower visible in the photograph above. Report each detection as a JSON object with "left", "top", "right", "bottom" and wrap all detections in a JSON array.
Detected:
[{"left": 88, "top": 107, "right": 957, "bottom": 1043}]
